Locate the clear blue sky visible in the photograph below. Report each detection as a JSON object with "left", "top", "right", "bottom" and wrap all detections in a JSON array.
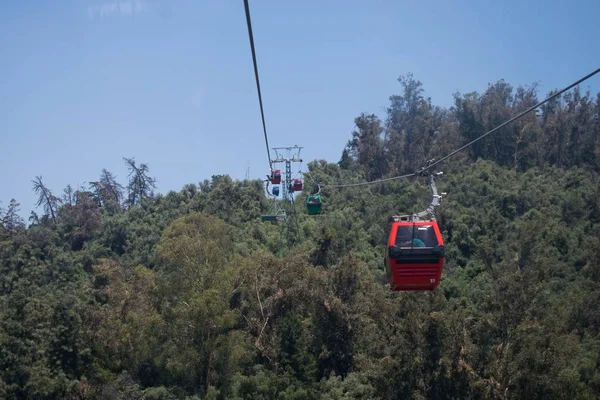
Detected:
[{"left": 1, "top": 0, "right": 599, "bottom": 218}]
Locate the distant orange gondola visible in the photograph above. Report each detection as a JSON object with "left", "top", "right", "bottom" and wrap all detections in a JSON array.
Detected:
[{"left": 385, "top": 219, "right": 445, "bottom": 291}]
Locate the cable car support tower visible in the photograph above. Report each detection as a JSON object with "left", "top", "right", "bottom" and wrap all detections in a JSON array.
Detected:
[{"left": 271, "top": 145, "right": 303, "bottom": 203}]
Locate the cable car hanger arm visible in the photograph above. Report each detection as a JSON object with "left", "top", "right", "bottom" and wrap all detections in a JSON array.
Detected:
[{"left": 391, "top": 171, "right": 444, "bottom": 223}]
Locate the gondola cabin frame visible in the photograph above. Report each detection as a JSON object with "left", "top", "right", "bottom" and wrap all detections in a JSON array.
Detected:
[
  {"left": 306, "top": 194, "right": 323, "bottom": 215},
  {"left": 270, "top": 170, "right": 282, "bottom": 185},
  {"left": 292, "top": 179, "right": 303, "bottom": 192},
  {"left": 385, "top": 220, "right": 445, "bottom": 291}
]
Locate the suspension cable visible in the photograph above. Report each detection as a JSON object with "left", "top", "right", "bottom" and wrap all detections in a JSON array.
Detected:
[
  {"left": 322, "top": 172, "right": 418, "bottom": 188},
  {"left": 308, "top": 67, "right": 600, "bottom": 188},
  {"left": 243, "top": 0, "right": 272, "bottom": 168},
  {"left": 422, "top": 67, "right": 600, "bottom": 173},
  {"left": 304, "top": 164, "right": 416, "bottom": 189}
]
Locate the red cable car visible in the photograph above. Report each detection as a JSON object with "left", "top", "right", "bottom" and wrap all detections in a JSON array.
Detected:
[
  {"left": 292, "top": 179, "right": 303, "bottom": 192},
  {"left": 270, "top": 170, "right": 281, "bottom": 185},
  {"left": 385, "top": 219, "right": 445, "bottom": 291}
]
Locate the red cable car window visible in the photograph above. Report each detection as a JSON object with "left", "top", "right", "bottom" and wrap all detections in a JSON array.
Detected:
[{"left": 395, "top": 225, "right": 439, "bottom": 248}]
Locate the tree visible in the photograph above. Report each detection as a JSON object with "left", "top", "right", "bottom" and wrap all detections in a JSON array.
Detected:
[
  {"left": 32, "top": 176, "right": 60, "bottom": 224},
  {"left": 385, "top": 73, "right": 436, "bottom": 173},
  {"left": 63, "top": 185, "right": 75, "bottom": 207},
  {"left": 510, "top": 84, "right": 540, "bottom": 170},
  {"left": 154, "top": 212, "right": 245, "bottom": 394},
  {"left": 0, "top": 199, "right": 25, "bottom": 233},
  {"left": 90, "top": 169, "right": 124, "bottom": 213},
  {"left": 345, "top": 113, "right": 387, "bottom": 180},
  {"left": 58, "top": 189, "right": 101, "bottom": 250},
  {"left": 124, "top": 158, "right": 156, "bottom": 207},
  {"left": 338, "top": 148, "right": 353, "bottom": 170}
]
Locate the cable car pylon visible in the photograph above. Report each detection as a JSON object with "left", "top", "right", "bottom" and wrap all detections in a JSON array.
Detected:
[
  {"left": 261, "top": 145, "right": 304, "bottom": 224},
  {"left": 271, "top": 145, "right": 303, "bottom": 203}
]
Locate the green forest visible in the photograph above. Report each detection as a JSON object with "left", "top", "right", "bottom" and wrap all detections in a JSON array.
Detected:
[{"left": 1, "top": 74, "right": 599, "bottom": 399}]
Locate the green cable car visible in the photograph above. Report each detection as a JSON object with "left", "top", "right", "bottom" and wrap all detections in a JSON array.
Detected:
[{"left": 306, "top": 195, "right": 323, "bottom": 215}]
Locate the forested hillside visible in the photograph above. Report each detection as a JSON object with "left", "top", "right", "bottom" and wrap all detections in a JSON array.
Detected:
[{"left": 1, "top": 75, "right": 599, "bottom": 399}]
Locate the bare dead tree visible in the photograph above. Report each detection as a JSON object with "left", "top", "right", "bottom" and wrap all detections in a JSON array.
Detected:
[
  {"left": 123, "top": 157, "right": 157, "bottom": 207},
  {"left": 32, "top": 176, "right": 60, "bottom": 224},
  {"left": 100, "top": 169, "right": 124, "bottom": 207},
  {"left": 63, "top": 184, "right": 75, "bottom": 207},
  {"left": 90, "top": 169, "right": 124, "bottom": 212}
]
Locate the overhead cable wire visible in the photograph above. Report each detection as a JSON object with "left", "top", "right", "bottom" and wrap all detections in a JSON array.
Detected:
[
  {"left": 307, "top": 67, "right": 600, "bottom": 189},
  {"left": 304, "top": 158, "right": 417, "bottom": 188},
  {"left": 422, "top": 67, "right": 600, "bottom": 173},
  {"left": 322, "top": 172, "right": 418, "bottom": 188},
  {"left": 243, "top": 0, "right": 272, "bottom": 168}
]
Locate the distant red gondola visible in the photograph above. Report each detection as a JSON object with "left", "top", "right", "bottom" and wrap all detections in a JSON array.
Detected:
[
  {"left": 270, "top": 170, "right": 282, "bottom": 185},
  {"left": 292, "top": 179, "right": 303, "bottom": 192},
  {"left": 385, "top": 219, "right": 445, "bottom": 291}
]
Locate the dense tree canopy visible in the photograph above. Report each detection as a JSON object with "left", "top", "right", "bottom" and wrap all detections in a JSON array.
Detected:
[{"left": 1, "top": 75, "right": 599, "bottom": 399}]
